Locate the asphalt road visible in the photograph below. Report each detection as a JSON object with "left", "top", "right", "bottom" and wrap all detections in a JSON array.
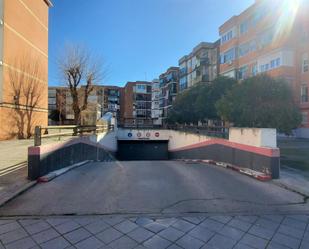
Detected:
[{"left": 1, "top": 161, "right": 309, "bottom": 216}]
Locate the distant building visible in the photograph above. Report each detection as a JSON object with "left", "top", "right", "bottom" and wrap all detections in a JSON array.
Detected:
[
  {"left": 48, "top": 85, "right": 121, "bottom": 125},
  {"left": 159, "top": 67, "right": 179, "bottom": 122},
  {"left": 178, "top": 42, "right": 220, "bottom": 92},
  {"left": 219, "top": 0, "right": 309, "bottom": 136},
  {"left": 0, "top": 0, "right": 52, "bottom": 139},
  {"left": 102, "top": 86, "right": 121, "bottom": 116},
  {"left": 120, "top": 81, "right": 152, "bottom": 126},
  {"left": 151, "top": 79, "right": 162, "bottom": 125}
]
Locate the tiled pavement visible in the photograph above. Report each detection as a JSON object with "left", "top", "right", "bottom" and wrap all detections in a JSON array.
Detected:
[{"left": 0, "top": 215, "right": 309, "bottom": 249}]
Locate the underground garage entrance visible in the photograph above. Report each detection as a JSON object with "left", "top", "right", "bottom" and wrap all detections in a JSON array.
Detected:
[{"left": 117, "top": 140, "right": 169, "bottom": 160}]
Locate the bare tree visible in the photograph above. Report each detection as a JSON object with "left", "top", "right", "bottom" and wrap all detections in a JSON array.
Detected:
[
  {"left": 59, "top": 45, "right": 105, "bottom": 124},
  {"left": 8, "top": 54, "right": 44, "bottom": 139}
]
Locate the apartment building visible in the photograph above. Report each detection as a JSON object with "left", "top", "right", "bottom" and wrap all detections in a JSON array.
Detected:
[
  {"left": 151, "top": 79, "right": 162, "bottom": 125},
  {"left": 179, "top": 42, "right": 220, "bottom": 92},
  {"left": 48, "top": 85, "right": 122, "bottom": 125},
  {"left": 102, "top": 86, "right": 121, "bottom": 115},
  {"left": 219, "top": 0, "right": 309, "bottom": 136},
  {"left": 159, "top": 67, "right": 179, "bottom": 121},
  {"left": 120, "top": 81, "right": 152, "bottom": 126},
  {"left": 0, "top": 0, "right": 52, "bottom": 139}
]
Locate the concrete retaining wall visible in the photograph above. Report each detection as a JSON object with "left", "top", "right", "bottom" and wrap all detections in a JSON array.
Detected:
[{"left": 28, "top": 135, "right": 116, "bottom": 181}]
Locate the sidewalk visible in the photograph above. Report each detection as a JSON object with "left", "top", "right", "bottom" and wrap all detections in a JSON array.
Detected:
[
  {"left": 274, "top": 166, "right": 309, "bottom": 197},
  {"left": 0, "top": 137, "right": 74, "bottom": 207},
  {"left": 0, "top": 214, "right": 308, "bottom": 249}
]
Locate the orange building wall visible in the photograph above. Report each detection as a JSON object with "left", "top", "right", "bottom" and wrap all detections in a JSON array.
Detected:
[
  {"left": 0, "top": 0, "right": 51, "bottom": 140},
  {"left": 219, "top": 0, "right": 309, "bottom": 129}
]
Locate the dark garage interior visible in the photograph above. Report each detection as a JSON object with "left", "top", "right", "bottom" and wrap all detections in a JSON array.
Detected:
[{"left": 117, "top": 140, "right": 169, "bottom": 160}]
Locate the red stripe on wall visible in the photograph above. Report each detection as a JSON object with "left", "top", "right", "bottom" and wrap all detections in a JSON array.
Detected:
[{"left": 169, "top": 138, "right": 280, "bottom": 157}]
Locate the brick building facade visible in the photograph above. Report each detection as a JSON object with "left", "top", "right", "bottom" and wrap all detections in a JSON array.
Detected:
[{"left": 0, "top": 0, "right": 52, "bottom": 139}]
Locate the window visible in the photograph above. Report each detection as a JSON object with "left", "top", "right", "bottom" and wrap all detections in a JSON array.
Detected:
[
  {"left": 239, "top": 40, "right": 257, "bottom": 57},
  {"left": 240, "top": 20, "right": 250, "bottom": 34},
  {"left": 259, "top": 29, "right": 274, "bottom": 48},
  {"left": 238, "top": 66, "right": 248, "bottom": 80},
  {"left": 221, "top": 30, "right": 234, "bottom": 44},
  {"left": 252, "top": 63, "right": 258, "bottom": 76},
  {"left": 179, "top": 77, "right": 187, "bottom": 91},
  {"left": 221, "top": 48, "right": 236, "bottom": 64},
  {"left": 303, "top": 53, "right": 309, "bottom": 73},
  {"left": 301, "top": 84, "right": 308, "bottom": 103},
  {"left": 302, "top": 112, "right": 308, "bottom": 125}
]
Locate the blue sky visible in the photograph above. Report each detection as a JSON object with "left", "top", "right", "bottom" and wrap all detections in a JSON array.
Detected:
[{"left": 49, "top": 0, "right": 254, "bottom": 87}]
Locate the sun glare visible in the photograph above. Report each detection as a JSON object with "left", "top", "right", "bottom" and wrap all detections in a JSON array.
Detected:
[{"left": 273, "top": 0, "right": 302, "bottom": 42}]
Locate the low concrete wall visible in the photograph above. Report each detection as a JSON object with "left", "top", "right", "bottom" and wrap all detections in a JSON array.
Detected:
[
  {"left": 28, "top": 135, "right": 116, "bottom": 181},
  {"left": 229, "top": 128, "right": 277, "bottom": 148},
  {"left": 168, "top": 129, "right": 280, "bottom": 179}
]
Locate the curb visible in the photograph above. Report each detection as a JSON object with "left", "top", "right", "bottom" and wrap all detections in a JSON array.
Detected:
[
  {"left": 179, "top": 159, "right": 272, "bottom": 181},
  {"left": 0, "top": 181, "right": 37, "bottom": 207},
  {"left": 37, "top": 160, "right": 91, "bottom": 183}
]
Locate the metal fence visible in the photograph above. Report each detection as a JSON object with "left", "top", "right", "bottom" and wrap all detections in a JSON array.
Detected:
[{"left": 34, "top": 124, "right": 114, "bottom": 146}]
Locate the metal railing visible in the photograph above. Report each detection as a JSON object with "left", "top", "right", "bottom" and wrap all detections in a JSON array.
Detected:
[{"left": 34, "top": 124, "right": 114, "bottom": 146}]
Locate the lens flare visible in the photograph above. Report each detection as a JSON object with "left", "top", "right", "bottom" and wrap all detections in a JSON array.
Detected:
[{"left": 273, "top": 0, "right": 301, "bottom": 42}]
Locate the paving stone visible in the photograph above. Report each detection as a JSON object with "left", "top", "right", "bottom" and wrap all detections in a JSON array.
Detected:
[
  {"left": 145, "top": 222, "right": 167, "bottom": 233},
  {"left": 95, "top": 227, "right": 123, "bottom": 244},
  {"left": 233, "top": 243, "right": 255, "bottom": 249},
  {"left": 248, "top": 225, "right": 275, "bottom": 240},
  {"left": 103, "top": 217, "right": 124, "bottom": 226},
  {"left": 166, "top": 245, "right": 183, "bottom": 249},
  {"left": 171, "top": 219, "right": 195, "bottom": 233},
  {"left": 114, "top": 220, "right": 138, "bottom": 234},
  {"left": 300, "top": 240, "right": 309, "bottom": 249},
  {"left": 206, "top": 234, "right": 237, "bottom": 249},
  {"left": 158, "top": 227, "right": 184, "bottom": 242},
  {"left": 236, "top": 216, "right": 258, "bottom": 224},
  {"left": 175, "top": 234, "right": 204, "bottom": 249},
  {"left": 127, "top": 227, "right": 154, "bottom": 243},
  {"left": 277, "top": 224, "right": 304, "bottom": 239},
  {"left": 135, "top": 246, "right": 148, "bottom": 249},
  {"left": 143, "top": 235, "right": 171, "bottom": 249},
  {"left": 18, "top": 220, "right": 41, "bottom": 227},
  {"left": 135, "top": 217, "right": 154, "bottom": 227},
  {"left": 228, "top": 218, "right": 252, "bottom": 232},
  {"left": 303, "top": 231, "right": 309, "bottom": 242},
  {"left": 260, "top": 215, "right": 284, "bottom": 223},
  {"left": 200, "top": 218, "right": 224, "bottom": 232},
  {"left": 156, "top": 218, "right": 177, "bottom": 227},
  {"left": 0, "top": 227, "right": 28, "bottom": 244},
  {"left": 24, "top": 221, "right": 51, "bottom": 235},
  {"left": 63, "top": 227, "right": 92, "bottom": 244},
  {"left": 188, "top": 225, "right": 214, "bottom": 242},
  {"left": 239, "top": 234, "right": 268, "bottom": 249},
  {"left": 108, "top": 235, "right": 138, "bottom": 249},
  {"left": 31, "top": 228, "right": 60, "bottom": 244},
  {"left": 0, "top": 222, "right": 21, "bottom": 235},
  {"left": 281, "top": 217, "right": 307, "bottom": 230},
  {"left": 5, "top": 237, "right": 36, "bottom": 249},
  {"left": 271, "top": 233, "right": 301, "bottom": 249},
  {"left": 46, "top": 218, "right": 70, "bottom": 227},
  {"left": 267, "top": 241, "right": 291, "bottom": 249},
  {"left": 286, "top": 215, "right": 309, "bottom": 223},
  {"left": 0, "top": 221, "right": 15, "bottom": 226},
  {"left": 219, "top": 225, "right": 245, "bottom": 241},
  {"left": 209, "top": 216, "right": 232, "bottom": 224},
  {"left": 74, "top": 236, "right": 104, "bottom": 249},
  {"left": 181, "top": 216, "right": 205, "bottom": 225},
  {"left": 40, "top": 236, "right": 70, "bottom": 249},
  {"left": 54, "top": 221, "right": 81, "bottom": 234},
  {"left": 73, "top": 217, "right": 98, "bottom": 226},
  {"left": 254, "top": 218, "right": 279, "bottom": 232},
  {"left": 84, "top": 220, "right": 110, "bottom": 234}
]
